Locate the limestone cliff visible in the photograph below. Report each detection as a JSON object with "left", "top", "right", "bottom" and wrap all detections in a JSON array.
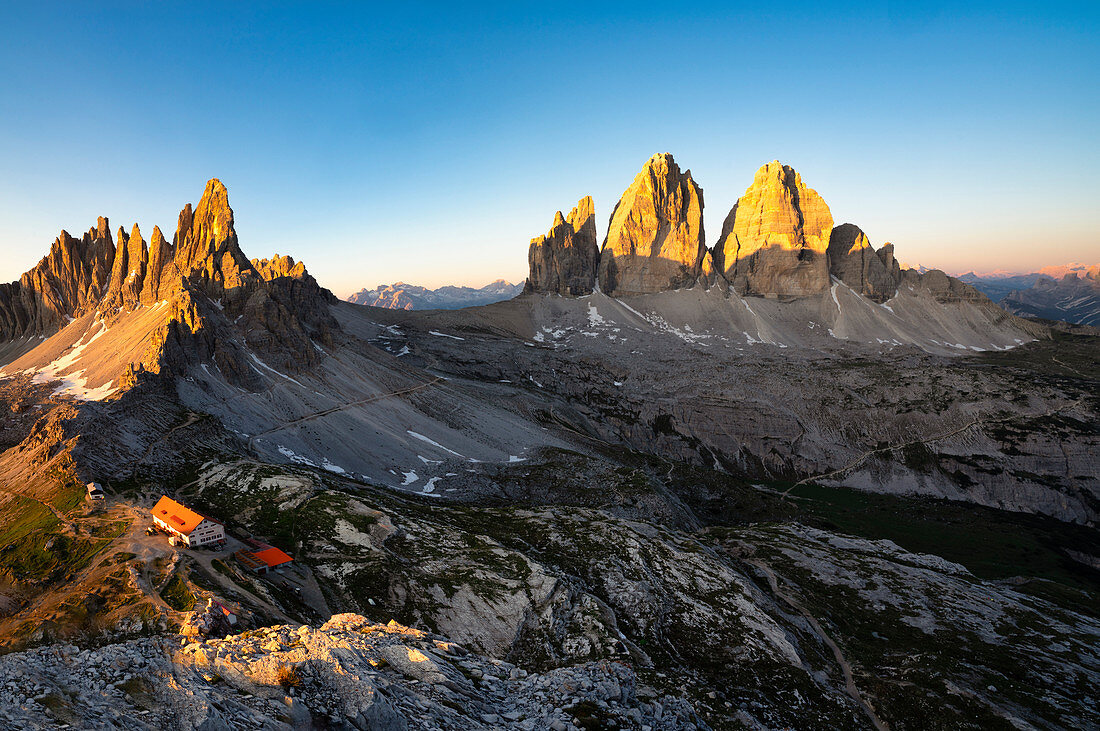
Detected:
[
  {"left": 598, "top": 154, "right": 705, "bottom": 295},
  {"left": 526, "top": 196, "right": 599, "bottom": 295},
  {"left": 172, "top": 178, "right": 255, "bottom": 296},
  {"left": 714, "top": 161, "right": 833, "bottom": 297},
  {"left": 902, "top": 268, "right": 987, "bottom": 303},
  {"left": 827, "top": 223, "right": 900, "bottom": 303},
  {"left": 0, "top": 219, "right": 115, "bottom": 338},
  {"left": 0, "top": 179, "right": 338, "bottom": 390},
  {"left": 827, "top": 227, "right": 983, "bottom": 306}
]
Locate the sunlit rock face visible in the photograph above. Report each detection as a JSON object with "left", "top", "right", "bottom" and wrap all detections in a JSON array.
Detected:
[
  {"left": 0, "top": 220, "right": 116, "bottom": 339},
  {"left": 0, "top": 178, "right": 337, "bottom": 391},
  {"left": 714, "top": 161, "right": 833, "bottom": 297},
  {"left": 172, "top": 178, "right": 257, "bottom": 297},
  {"left": 827, "top": 223, "right": 900, "bottom": 303},
  {"left": 526, "top": 195, "right": 599, "bottom": 295},
  {"left": 598, "top": 153, "right": 706, "bottom": 295}
]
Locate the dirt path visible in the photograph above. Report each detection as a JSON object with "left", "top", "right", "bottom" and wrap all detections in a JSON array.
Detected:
[
  {"left": 745, "top": 558, "right": 890, "bottom": 731},
  {"left": 283, "top": 564, "right": 332, "bottom": 620},
  {"left": 187, "top": 543, "right": 295, "bottom": 625},
  {"left": 783, "top": 398, "right": 1085, "bottom": 495},
  {"left": 138, "top": 412, "right": 202, "bottom": 463},
  {"left": 0, "top": 503, "right": 156, "bottom": 631},
  {"left": 247, "top": 377, "right": 443, "bottom": 451}
]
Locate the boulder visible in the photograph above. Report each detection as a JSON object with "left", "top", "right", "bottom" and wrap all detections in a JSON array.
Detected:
[{"left": 598, "top": 153, "right": 705, "bottom": 295}]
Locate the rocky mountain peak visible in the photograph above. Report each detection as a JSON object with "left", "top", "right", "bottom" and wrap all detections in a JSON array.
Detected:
[
  {"left": 189, "top": 178, "right": 234, "bottom": 250},
  {"left": 173, "top": 203, "right": 193, "bottom": 248},
  {"left": 252, "top": 254, "right": 309, "bottom": 281},
  {"left": 597, "top": 153, "right": 705, "bottom": 295},
  {"left": 714, "top": 160, "right": 833, "bottom": 297},
  {"left": 172, "top": 178, "right": 254, "bottom": 295},
  {"left": 0, "top": 179, "right": 339, "bottom": 392},
  {"left": 0, "top": 220, "right": 116, "bottom": 338},
  {"left": 95, "top": 216, "right": 110, "bottom": 242},
  {"left": 526, "top": 195, "right": 599, "bottom": 296},
  {"left": 142, "top": 225, "right": 172, "bottom": 305},
  {"left": 103, "top": 222, "right": 151, "bottom": 307},
  {"left": 567, "top": 195, "right": 595, "bottom": 230},
  {"left": 827, "top": 223, "right": 900, "bottom": 303}
]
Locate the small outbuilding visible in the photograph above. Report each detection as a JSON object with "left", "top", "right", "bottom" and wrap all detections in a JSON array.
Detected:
[
  {"left": 235, "top": 545, "right": 294, "bottom": 575},
  {"left": 86, "top": 482, "right": 105, "bottom": 501}
]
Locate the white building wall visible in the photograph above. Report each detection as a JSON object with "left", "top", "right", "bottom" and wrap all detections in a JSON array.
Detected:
[
  {"left": 187, "top": 519, "right": 225, "bottom": 546},
  {"left": 152, "top": 516, "right": 225, "bottom": 546}
]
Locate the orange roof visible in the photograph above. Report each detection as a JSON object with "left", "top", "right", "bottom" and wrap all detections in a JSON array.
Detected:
[
  {"left": 234, "top": 550, "right": 264, "bottom": 570},
  {"left": 251, "top": 546, "right": 293, "bottom": 568},
  {"left": 152, "top": 496, "right": 218, "bottom": 535}
]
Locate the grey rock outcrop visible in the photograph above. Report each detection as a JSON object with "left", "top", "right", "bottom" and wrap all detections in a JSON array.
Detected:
[
  {"left": 0, "top": 219, "right": 115, "bottom": 339},
  {"left": 526, "top": 196, "right": 599, "bottom": 295},
  {"left": 901, "top": 268, "right": 987, "bottom": 303},
  {"left": 598, "top": 153, "right": 706, "bottom": 295},
  {"left": 714, "top": 161, "right": 833, "bottom": 297},
  {"left": 827, "top": 223, "right": 900, "bottom": 302},
  {"left": 0, "top": 614, "right": 705, "bottom": 730}
]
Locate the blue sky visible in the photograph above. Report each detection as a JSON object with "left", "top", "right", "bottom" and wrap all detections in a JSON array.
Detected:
[{"left": 1, "top": 2, "right": 1096, "bottom": 294}]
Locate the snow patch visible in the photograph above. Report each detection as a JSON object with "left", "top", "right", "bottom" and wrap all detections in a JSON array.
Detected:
[
  {"left": 616, "top": 300, "right": 644, "bottom": 319},
  {"left": 277, "top": 445, "right": 318, "bottom": 468},
  {"left": 321, "top": 458, "right": 348, "bottom": 474},
  {"left": 248, "top": 352, "right": 305, "bottom": 387},
  {"left": 26, "top": 318, "right": 119, "bottom": 401},
  {"left": 587, "top": 304, "right": 608, "bottom": 327},
  {"left": 406, "top": 430, "right": 467, "bottom": 458}
]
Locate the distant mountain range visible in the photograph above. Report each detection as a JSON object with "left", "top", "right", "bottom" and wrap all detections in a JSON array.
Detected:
[
  {"left": 958, "top": 263, "right": 1099, "bottom": 326},
  {"left": 346, "top": 280, "right": 523, "bottom": 310},
  {"left": 957, "top": 272, "right": 1052, "bottom": 303},
  {"left": 1001, "top": 267, "right": 1100, "bottom": 327}
]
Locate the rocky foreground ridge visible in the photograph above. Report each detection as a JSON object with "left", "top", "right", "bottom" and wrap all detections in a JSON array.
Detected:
[
  {"left": 525, "top": 153, "right": 987, "bottom": 304},
  {"left": 0, "top": 613, "right": 703, "bottom": 730}
]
